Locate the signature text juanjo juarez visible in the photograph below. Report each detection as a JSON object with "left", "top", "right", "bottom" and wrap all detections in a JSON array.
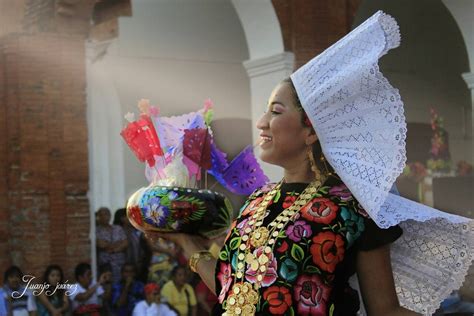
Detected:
[{"left": 11, "top": 275, "right": 77, "bottom": 299}]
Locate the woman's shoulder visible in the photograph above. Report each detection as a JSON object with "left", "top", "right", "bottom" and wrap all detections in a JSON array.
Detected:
[{"left": 247, "top": 182, "right": 278, "bottom": 199}]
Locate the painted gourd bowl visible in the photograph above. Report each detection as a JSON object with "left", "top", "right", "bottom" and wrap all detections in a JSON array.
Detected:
[{"left": 126, "top": 185, "right": 233, "bottom": 239}]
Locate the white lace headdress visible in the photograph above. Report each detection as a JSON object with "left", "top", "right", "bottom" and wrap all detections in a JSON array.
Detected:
[{"left": 291, "top": 10, "right": 473, "bottom": 315}]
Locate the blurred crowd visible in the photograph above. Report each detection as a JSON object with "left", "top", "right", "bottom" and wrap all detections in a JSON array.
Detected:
[{"left": 0, "top": 207, "right": 218, "bottom": 316}]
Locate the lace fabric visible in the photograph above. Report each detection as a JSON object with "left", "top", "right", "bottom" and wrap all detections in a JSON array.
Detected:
[
  {"left": 291, "top": 11, "right": 406, "bottom": 222},
  {"left": 290, "top": 10, "right": 473, "bottom": 315},
  {"left": 393, "top": 220, "right": 474, "bottom": 315}
]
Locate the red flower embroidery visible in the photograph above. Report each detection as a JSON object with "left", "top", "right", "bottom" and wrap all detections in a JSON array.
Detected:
[
  {"left": 171, "top": 201, "right": 197, "bottom": 220},
  {"left": 263, "top": 286, "right": 292, "bottom": 314},
  {"left": 301, "top": 197, "right": 339, "bottom": 224},
  {"left": 294, "top": 274, "right": 331, "bottom": 315},
  {"left": 276, "top": 240, "right": 289, "bottom": 253},
  {"left": 283, "top": 195, "right": 297, "bottom": 209},
  {"left": 310, "top": 231, "right": 345, "bottom": 273},
  {"left": 127, "top": 205, "right": 143, "bottom": 227}
]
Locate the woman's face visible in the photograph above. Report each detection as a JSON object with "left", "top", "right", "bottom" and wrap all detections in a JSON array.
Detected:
[
  {"left": 7, "top": 274, "right": 21, "bottom": 290},
  {"left": 97, "top": 209, "right": 111, "bottom": 226},
  {"left": 173, "top": 268, "right": 187, "bottom": 287},
  {"left": 256, "top": 82, "right": 315, "bottom": 168},
  {"left": 48, "top": 269, "right": 61, "bottom": 285}
]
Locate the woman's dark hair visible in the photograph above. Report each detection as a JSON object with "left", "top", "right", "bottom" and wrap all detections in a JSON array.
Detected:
[
  {"left": 171, "top": 265, "right": 186, "bottom": 278},
  {"left": 4, "top": 265, "right": 23, "bottom": 282},
  {"left": 113, "top": 208, "right": 127, "bottom": 226},
  {"left": 98, "top": 263, "right": 112, "bottom": 275},
  {"left": 96, "top": 207, "right": 110, "bottom": 215},
  {"left": 281, "top": 77, "right": 336, "bottom": 178},
  {"left": 42, "top": 265, "right": 64, "bottom": 297},
  {"left": 74, "top": 263, "right": 91, "bottom": 280}
]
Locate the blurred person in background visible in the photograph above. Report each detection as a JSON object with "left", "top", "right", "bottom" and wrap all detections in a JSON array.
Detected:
[
  {"left": 132, "top": 283, "right": 176, "bottom": 316},
  {"left": 96, "top": 207, "right": 128, "bottom": 283},
  {"left": 160, "top": 266, "right": 196, "bottom": 316},
  {"left": 111, "top": 263, "right": 144, "bottom": 316},
  {"left": 113, "top": 208, "right": 148, "bottom": 282},
  {"left": 36, "top": 265, "right": 69, "bottom": 316},
  {"left": 70, "top": 263, "right": 108, "bottom": 316},
  {"left": 2, "top": 266, "right": 36, "bottom": 316},
  {"left": 147, "top": 238, "right": 178, "bottom": 288}
]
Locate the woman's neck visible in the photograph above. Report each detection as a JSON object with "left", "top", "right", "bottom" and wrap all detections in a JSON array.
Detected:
[
  {"left": 283, "top": 163, "right": 315, "bottom": 183},
  {"left": 173, "top": 281, "right": 183, "bottom": 291}
]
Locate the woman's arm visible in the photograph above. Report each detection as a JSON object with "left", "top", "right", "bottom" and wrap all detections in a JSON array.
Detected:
[
  {"left": 146, "top": 232, "right": 217, "bottom": 293},
  {"left": 112, "top": 238, "right": 128, "bottom": 252},
  {"left": 357, "top": 245, "right": 420, "bottom": 316},
  {"left": 60, "top": 293, "right": 69, "bottom": 314},
  {"left": 96, "top": 239, "right": 109, "bottom": 250},
  {"left": 196, "top": 292, "right": 212, "bottom": 314},
  {"left": 37, "top": 293, "right": 58, "bottom": 314},
  {"left": 74, "top": 284, "right": 101, "bottom": 302}
]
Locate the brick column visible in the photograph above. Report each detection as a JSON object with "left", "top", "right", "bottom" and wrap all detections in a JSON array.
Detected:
[{"left": 0, "top": 0, "right": 97, "bottom": 281}]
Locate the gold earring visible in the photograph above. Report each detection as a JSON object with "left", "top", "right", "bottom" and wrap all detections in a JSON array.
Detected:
[
  {"left": 308, "top": 147, "right": 322, "bottom": 184},
  {"left": 320, "top": 155, "right": 333, "bottom": 176}
]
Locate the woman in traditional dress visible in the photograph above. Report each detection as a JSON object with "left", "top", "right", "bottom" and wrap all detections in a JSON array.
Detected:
[{"left": 146, "top": 11, "right": 473, "bottom": 316}]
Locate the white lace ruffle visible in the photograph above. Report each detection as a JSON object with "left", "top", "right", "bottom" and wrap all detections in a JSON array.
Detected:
[
  {"left": 290, "top": 10, "right": 474, "bottom": 315},
  {"left": 291, "top": 10, "right": 407, "bottom": 224},
  {"left": 393, "top": 220, "right": 474, "bottom": 315}
]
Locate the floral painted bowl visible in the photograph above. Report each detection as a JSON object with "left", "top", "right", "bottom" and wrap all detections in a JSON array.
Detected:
[{"left": 126, "top": 185, "right": 233, "bottom": 239}]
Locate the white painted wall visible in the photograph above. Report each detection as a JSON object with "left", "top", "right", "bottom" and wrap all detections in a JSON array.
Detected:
[{"left": 231, "top": 0, "right": 284, "bottom": 60}]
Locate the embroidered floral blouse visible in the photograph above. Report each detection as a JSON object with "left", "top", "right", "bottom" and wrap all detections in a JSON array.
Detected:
[{"left": 213, "top": 176, "right": 402, "bottom": 316}]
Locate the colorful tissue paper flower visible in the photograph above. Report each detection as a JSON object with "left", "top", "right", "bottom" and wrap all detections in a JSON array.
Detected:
[
  {"left": 122, "top": 98, "right": 268, "bottom": 196},
  {"left": 182, "top": 128, "right": 212, "bottom": 171},
  {"left": 120, "top": 115, "right": 163, "bottom": 167},
  {"left": 218, "top": 146, "right": 269, "bottom": 195},
  {"left": 149, "top": 106, "right": 160, "bottom": 117},
  {"left": 138, "top": 99, "right": 151, "bottom": 115}
]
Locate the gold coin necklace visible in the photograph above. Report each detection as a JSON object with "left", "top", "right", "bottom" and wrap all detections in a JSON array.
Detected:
[{"left": 223, "top": 178, "right": 324, "bottom": 316}]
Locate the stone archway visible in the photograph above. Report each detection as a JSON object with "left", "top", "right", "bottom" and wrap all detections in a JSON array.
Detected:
[
  {"left": 232, "top": 0, "right": 294, "bottom": 181},
  {"left": 353, "top": 0, "right": 472, "bottom": 164},
  {"left": 443, "top": 0, "right": 474, "bottom": 145}
]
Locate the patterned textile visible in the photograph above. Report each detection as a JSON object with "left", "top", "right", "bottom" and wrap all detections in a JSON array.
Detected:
[
  {"left": 214, "top": 177, "right": 401, "bottom": 315},
  {"left": 96, "top": 225, "right": 127, "bottom": 282}
]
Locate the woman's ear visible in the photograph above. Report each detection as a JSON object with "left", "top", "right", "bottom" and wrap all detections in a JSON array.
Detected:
[{"left": 305, "top": 128, "right": 318, "bottom": 146}]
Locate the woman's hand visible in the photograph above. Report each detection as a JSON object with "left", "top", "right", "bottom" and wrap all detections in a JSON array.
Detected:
[{"left": 144, "top": 231, "right": 207, "bottom": 259}]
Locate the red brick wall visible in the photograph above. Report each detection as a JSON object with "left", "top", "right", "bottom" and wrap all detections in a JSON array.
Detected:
[
  {"left": 0, "top": 0, "right": 94, "bottom": 282},
  {"left": 272, "top": 0, "right": 362, "bottom": 68}
]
